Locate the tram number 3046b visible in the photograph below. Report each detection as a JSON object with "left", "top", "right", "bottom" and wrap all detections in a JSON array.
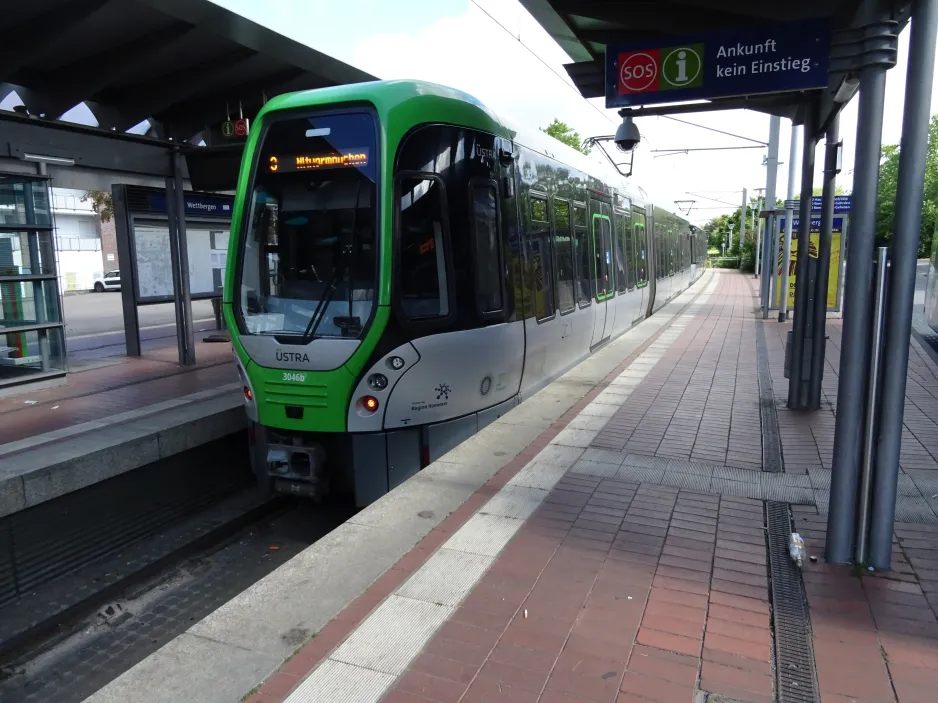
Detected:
[{"left": 282, "top": 372, "right": 307, "bottom": 383}]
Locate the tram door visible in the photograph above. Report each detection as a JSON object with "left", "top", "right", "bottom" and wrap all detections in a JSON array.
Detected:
[
  {"left": 632, "top": 208, "right": 649, "bottom": 324},
  {"left": 589, "top": 197, "right": 615, "bottom": 347}
]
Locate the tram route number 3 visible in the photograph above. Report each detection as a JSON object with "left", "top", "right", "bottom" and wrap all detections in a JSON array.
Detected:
[{"left": 283, "top": 372, "right": 306, "bottom": 383}]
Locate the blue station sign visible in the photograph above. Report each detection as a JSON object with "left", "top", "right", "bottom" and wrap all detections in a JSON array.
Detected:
[
  {"left": 811, "top": 195, "right": 852, "bottom": 213},
  {"left": 605, "top": 19, "right": 831, "bottom": 108},
  {"left": 779, "top": 216, "right": 845, "bottom": 233}
]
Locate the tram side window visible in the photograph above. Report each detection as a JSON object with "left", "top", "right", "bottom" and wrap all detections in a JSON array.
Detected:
[
  {"left": 397, "top": 176, "right": 450, "bottom": 320},
  {"left": 553, "top": 199, "right": 575, "bottom": 313},
  {"left": 573, "top": 204, "right": 590, "bottom": 306},
  {"left": 664, "top": 228, "right": 674, "bottom": 276},
  {"left": 471, "top": 183, "right": 503, "bottom": 315},
  {"left": 614, "top": 212, "right": 628, "bottom": 293},
  {"left": 633, "top": 223, "right": 648, "bottom": 285},
  {"left": 529, "top": 194, "right": 555, "bottom": 321},
  {"left": 620, "top": 212, "right": 635, "bottom": 289}
]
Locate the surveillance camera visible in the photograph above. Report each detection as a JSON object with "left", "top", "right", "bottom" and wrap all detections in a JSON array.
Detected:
[{"left": 615, "top": 115, "right": 641, "bottom": 152}]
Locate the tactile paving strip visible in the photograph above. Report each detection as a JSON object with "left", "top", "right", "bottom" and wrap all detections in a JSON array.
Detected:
[
  {"left": 285, "top": 660, "right": 394, "bottom": 703},
  {"left": 328, "top": 595, "right": 452, "bottom": 676},
  {"left": 396, "top": 549, "right": 493, "bottom": 607}
]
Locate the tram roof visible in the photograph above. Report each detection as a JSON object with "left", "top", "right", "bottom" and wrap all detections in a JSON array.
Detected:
[{"left": 517, "top": 0, "right": 909, "bottom": 127}]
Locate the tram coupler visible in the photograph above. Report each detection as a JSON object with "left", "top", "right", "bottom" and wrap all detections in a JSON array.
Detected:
[{"left": 265, "top": 443, "right": 330, "bottom": 500}]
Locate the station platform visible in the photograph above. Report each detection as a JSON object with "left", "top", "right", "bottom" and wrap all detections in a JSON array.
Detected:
[
  {"left": 85, "top": 270, "right": 938, "bottom": 703},
  {"left": 0, "top": 338, "right": 240, "bottom": 518}
]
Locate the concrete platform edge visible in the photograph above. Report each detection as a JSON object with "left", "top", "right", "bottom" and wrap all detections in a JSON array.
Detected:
[{"left": 0, "top": 390, "right": 247, "bottom": 519}]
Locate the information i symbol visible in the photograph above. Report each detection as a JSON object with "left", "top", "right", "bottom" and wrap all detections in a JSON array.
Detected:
[{"left": 675, "top": 50, "right": 688, "bottom": 83}]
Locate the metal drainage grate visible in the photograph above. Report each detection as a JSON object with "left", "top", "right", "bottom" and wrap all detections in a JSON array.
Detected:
[
  {"left": 765, "top": 501, "right": 819, "bottom": 703},
  {"left": 754, "top": 317, "right": 783, "bottom": 473}
]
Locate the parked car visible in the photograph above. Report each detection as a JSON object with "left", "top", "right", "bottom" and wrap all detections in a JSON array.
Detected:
[{"left": 92, "top": 270, "right": 121, "bottom": 292}]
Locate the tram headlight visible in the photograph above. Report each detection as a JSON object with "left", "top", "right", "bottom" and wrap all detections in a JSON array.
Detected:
[
  {"left": 368, "top": 373, "right": 389, "bottom": 390},
  {"left": 387, "top": 356, "right": 405, "bottom": 371}
]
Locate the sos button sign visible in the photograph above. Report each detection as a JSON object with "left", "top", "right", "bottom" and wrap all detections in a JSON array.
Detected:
[{"left": 617, "top": 50, "right": 661, "bottom": 94}]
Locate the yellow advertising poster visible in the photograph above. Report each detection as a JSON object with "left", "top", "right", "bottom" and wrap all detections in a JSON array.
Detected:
[{"left": 775, "top": 216, "right": 844, "bottom": 310}]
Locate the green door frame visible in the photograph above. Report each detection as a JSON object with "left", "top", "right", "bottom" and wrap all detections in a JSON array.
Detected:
[{"left": 591, "top": 212, "right": 614, "bottom": 301}]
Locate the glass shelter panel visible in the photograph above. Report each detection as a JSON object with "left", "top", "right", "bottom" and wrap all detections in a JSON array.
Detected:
[{"left": 0, "top": 175, "right": 65, "bottom": 386}]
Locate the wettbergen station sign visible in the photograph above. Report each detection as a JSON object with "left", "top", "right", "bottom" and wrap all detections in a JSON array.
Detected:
[{"left": 605, "top": 19, "right": 832, "bottom": 108}]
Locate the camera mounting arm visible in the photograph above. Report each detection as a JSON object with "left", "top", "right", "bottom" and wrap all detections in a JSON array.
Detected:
[{"left": 584, "top": 135, "right": 636, "bottom": 178}]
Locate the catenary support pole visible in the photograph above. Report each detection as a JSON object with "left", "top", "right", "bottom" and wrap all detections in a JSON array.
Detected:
[
  {"left": 755, "top": 199, "right": 762, "bottom": 278},
  {"left": 808, "top": 113, "right": 841, "bottom": 409},
  {"left": 739, "top": 187, "right": 748, "bottom": 251},
  {"left": 826, "top": 28, "right": 893, "bottom": 565},
  {"left": 787, "top": 101, "right": 818, "bottom": 409},
  {"left": 780, "top": 124, "right": 801, "bottom": 321},
  {"left": 870, "top": 0, "right": 938, "bottom": 570},
  {"left": 761, "top": 116, "right": 781, "bottom": 317}
]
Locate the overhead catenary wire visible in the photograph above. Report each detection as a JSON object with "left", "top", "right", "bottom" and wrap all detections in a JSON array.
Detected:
[
  {"left": 469, "top": 0, "right": 618, "bottom": 128},
  {"left": 659, "top": 114, "right": 768, "bottom": 146},
  {"left": 469, "top": 0, "right": 776, "bottom": 166}
]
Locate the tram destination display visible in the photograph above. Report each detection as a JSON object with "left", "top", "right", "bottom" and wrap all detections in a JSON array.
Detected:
[{"left": 267, "top": 148, "right": 370, "bottom": 173}]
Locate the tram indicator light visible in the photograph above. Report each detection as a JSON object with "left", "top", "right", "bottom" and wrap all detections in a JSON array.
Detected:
[{"left": 268, "top": 148, "right": 370, "bottom": 173}]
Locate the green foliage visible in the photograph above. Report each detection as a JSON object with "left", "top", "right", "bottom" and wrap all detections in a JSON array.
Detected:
[
  {"left": 739, "top": 240, "right": 756, "bottom": 273},
  {"left": 876, "top": 114, "right": 938, "bottom": 258},
  {"left": 540, "top": 118, "right": 589, "bottom": 154},
  {"left": 702, "top": 196, "right": 763, "bottom": 261},
  {"left": 710, "top": 257, "right": 741, "bottom": 269},
  {"left": 81, "top": 190, "right": 113, "bottom": 223},
  {"left": 810, "top": 185, "right": 848, "bottom": 196}
]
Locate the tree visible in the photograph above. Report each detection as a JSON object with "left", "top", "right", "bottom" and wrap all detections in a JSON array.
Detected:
[
  {"left": 702, "top": 196, "right": 764, "bottom": 270},
  {"left": 810, "top": 185, "right": 849, "bottom": 196},
  {"left": 875, "top": 113, "right": 938, "bottom": 257},
  {"left": 540, "top": 119, "right": 589, "bottom": 154},
  {"left": 81, "top": 190, "right": 113, "bottom": 223}
]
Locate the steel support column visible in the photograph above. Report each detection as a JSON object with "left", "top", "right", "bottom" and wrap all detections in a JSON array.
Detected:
[
  {"left": 167, "top": 150, "right": 196, "bottom": 366},
  {"left": 780, "top": 124, "right": 800, "bottom": 321},
  {"left": 808, "top": 113, "right": 841, "bottom": 409},
  {"left": 826, "top": 28, "right": 894, "bottom": 565},
  {"left": 869, "top": 0, "right": 938, "bottom": 570},
  {"left": 787, "top": 100, "right": 818, "bottom": 409},
  {"left": 761, "top": 116, "right": 781, "bottom": 318},
  {"left": 113, "top": 184, "right": 142, "bottom": 357}
]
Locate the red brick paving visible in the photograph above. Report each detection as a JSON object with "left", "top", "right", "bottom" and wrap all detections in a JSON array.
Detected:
[
  {"left": 766, "top": 311, "right": 938, "bottom": 476},
  {"left": 794, "top": 506, "right": 938, "bottom": 703},
  {"left": 243, "top": 272, "right": 938, "bottom": 703},
  {"left": 0, "top": 344, "right": 235, "bottom": 446},
  {"left": 378, "top": 479, "right": 775, "bottom": 703},
  {"left": 592, "top": 274, "right": 762, "bottom": 470},
  {"left": 242, "top": 286, "right": 707, "bottom": 703}
]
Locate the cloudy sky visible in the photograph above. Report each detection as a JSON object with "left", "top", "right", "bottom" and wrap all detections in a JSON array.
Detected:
[
  {"left": 2, "top": 0, "right": 924, "bottom": 226},
  {"left": 211, "top": 0, "right": 937, "bottom": 225}
]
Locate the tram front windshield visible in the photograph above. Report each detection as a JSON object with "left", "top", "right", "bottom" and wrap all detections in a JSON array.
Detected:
[{"left": 238, "top": 110, "right": 378, "bottom": 339}]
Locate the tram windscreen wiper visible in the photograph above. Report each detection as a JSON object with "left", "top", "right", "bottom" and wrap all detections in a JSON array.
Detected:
[{"left": 300, "top": 243, "right": 352, "bottom": 344}]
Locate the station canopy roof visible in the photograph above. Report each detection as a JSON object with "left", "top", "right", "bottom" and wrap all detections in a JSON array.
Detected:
[
  {"left": 517, "top": 0, "right": 907, "bottom": 125},
  {"left": 0, "top": 0, "right": 377, "bottom": 188}
]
